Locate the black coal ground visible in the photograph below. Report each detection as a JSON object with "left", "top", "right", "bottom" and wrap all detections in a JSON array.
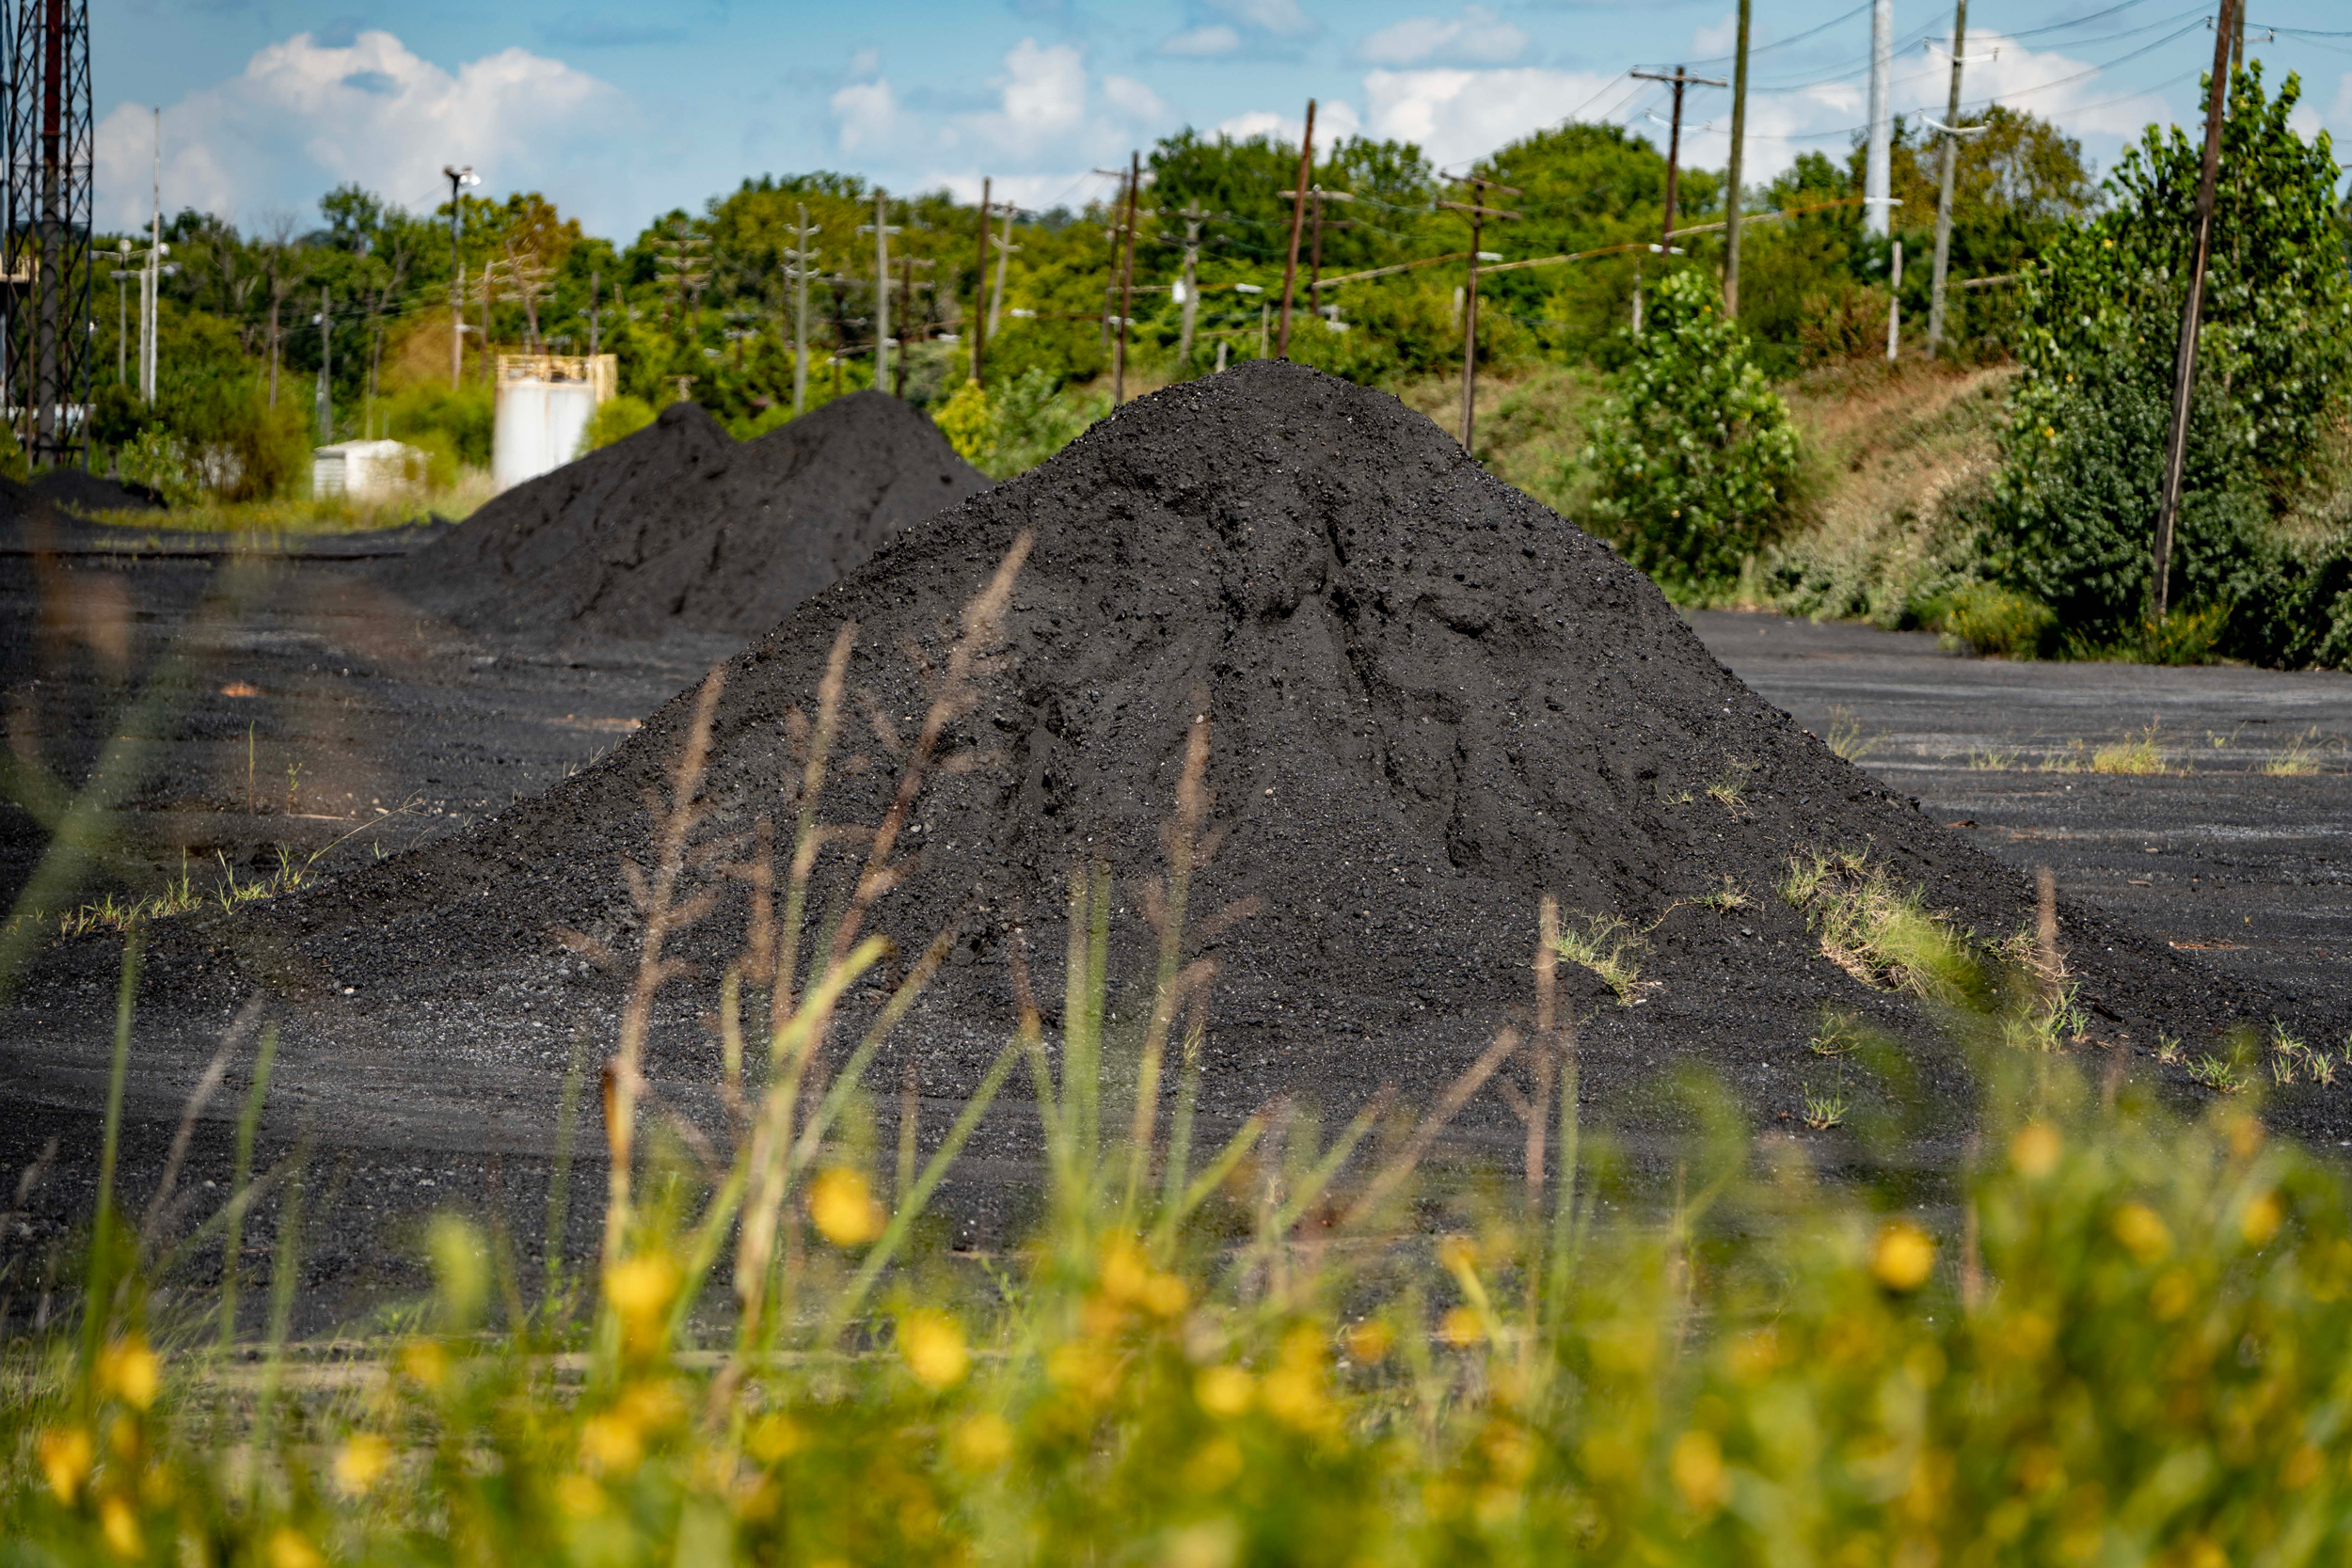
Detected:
[
  {"left": 379, "top": 391, "right": 989, "bottom": 642},
  {"left": 8, "top": 360, "right": 2334, "bottom": 1284}
]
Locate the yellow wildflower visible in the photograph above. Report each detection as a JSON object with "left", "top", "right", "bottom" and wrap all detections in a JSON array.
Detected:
[
  {"left": 38, "top": 1426, "right": 94, "bottom": 1505},
  {"left": 99, "top": 1496, "right": 142, "bottom": 1560},
  {"left": 1672, "top": 1430, "right": 1727, "bottom": 1513},
  {"left": 809, "top": 1167, "right": 884, "bottom": 1245},
  {"left": 267, "top": 1527, "right": 323, "bottom": 1568},
  {"left": 1195, "top": 1365, "right": 1253, "bottom": 1418},
  {"left": 898, "top": 1309, "right": 970, "bottom": 1390},
  {"left": 2009, "top": 1122, "right": 2061, "bottom": 1179},
  {"left": 949, "top": 1413, "right": 1014, "bottom": 1471},
  {"left": 97, "top": 1336, "right": 159, "bottom": 1410},
  {"left": 1871, "top": 1221, "right": 1935, "bottom": 1291},
  {"left": 2111, "top": 1202, "right": 2171, "bottom": 1263},
  {"left": 334, "top": 1433, "right": 393, "bottom": 1497}
]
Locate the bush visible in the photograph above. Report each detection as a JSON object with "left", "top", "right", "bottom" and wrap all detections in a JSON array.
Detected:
[
  {"left": 931, "top": 379, "right": 988, "bottom": 465},
  {"left": 385, "top": 383, "right": 495, "bottom": 470},
  {"left": 979, "top": 368, "right": 1103, "bottom": 479},
  {"left": 586, "top": 394, "right": 659, "bottom": 452},
  {"left": 1923, "top": 581, "right": 2058, "bottom": 658},
  {"left": 1583, "top": 269, "right": 1803, "bottom": 594}
]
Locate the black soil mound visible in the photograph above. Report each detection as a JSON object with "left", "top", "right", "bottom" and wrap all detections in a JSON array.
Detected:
[
  {"left": 20, "top": 362, "right": 2315, "bottom": 1178},
  {"left": 382, "top": 393, "right": 988, "bottom": 641},
  {"left": 30, "top": 470, "right": 166, "bottom": 514}
]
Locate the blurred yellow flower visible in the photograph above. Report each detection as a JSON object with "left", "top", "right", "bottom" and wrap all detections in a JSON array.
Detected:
[
  {"left": 1871, "top": 1221, "right": 1935, "bottom": 1291},
  {"left": 1671, "top": 1430, "right": 1727, "bottom": 1512},
  {"left": 809, "top": 1167, "right": 884, "bottom": 1246},
  {"left": 949, "top": 1413, "right": 1013, "bottom": 1471},
  {"left": 267, "top": 1527, "right": 323, "bottom": 1568},
  {"left": 556, "top": 1474, "right": 606, "bottom": 1517},
  {"left": 99, "top": 1496, "right": 142, "bottom": 1560},
  {"left": 1438, "top": 1233, "right": 1477, "bottom": 1272},
  {"left": 898, "top": 1309, "right": 970, "bottom": 1389},
  {"left": 2009, "top": 1123, "right": 2061, "bottom": 1179},
  {"left": 1343, "top": 1320, "right": 1393, "bottom": 1365},
  {"left": 2242, "top": 1191, "right": 2283, "bottom": 1246},
  {"left": 747, "top": 1413, "right": 807, "bottom": 1464},
  {"left": 1182, "top": 1436, "right": 1245, "bottom": 1494},
  {"left": 38, "top": 1426, "right": 93, "bottom": 1504},
  {"left": 1162, "top": 1515, "right": 1241, "bottom": 1568},
  {"left": 2112, "top": 1202, "right": 2172, "bottom": 1263},
  {"left": 334, "top": 1433, "right": 393, "bottom": 1497},
  {"left": 1100, "top": 1239, "right": 1152, "bottom": 1303},
  {"left": 580, "top": 1412, "right": 645, "bottom": 1476},
  {"left": 604, "top": 1254, "right": 682, "bottom": 1345},
  {"left": 1143, "top": 1273, "right": 1190, "bottom": 1318},
  {"left": 399, "top": 1338, "right": 449, "bottom": 1392},
  {"left": 1195, "top": 1365, "right": 1253, "bottom": 1418},
  {"left": 1262, "top": 1366, "right": 1327, "bottom": 1432},
  {"left": 2150, "top": 1266, "right": 2197, "bottom": 1321},
  {"left": 2224, "top": 1112, "right": 2265, "bottom": 1162},
  {"left": 97, "top": 1336, "right": 159, "bottom": 1410},
  {"left": 106, "top": 1413, "right": 140, "bottom": 1461},
  {"left": 1439, "top": 1306, "right": 1486, "bottom": 1346}
]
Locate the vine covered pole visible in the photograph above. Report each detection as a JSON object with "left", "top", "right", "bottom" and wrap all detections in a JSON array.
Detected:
[
  {"left": 2151, "top": 0, "right": 2241, "bottom": 623},
  {"left": 1723, "top": 0, "right": 1752, "bottom": 315},
  {"left": 1276, "top": 99, "right": 1315, "bottom": 358}
]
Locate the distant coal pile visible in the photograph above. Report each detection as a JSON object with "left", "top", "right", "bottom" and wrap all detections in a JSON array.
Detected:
[
  {"left": 186, "top": 359, "right": 2251, "bottom": 1148},
  {"left": 28, "top": 471, "right": 167, "bottom": 515},
  {"left": 383, "top": 392, "right": 988, "bottom": 641}
]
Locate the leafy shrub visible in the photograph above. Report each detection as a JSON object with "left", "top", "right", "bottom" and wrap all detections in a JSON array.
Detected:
[
  {"left": 1923, "top": 581, "right": 2058, "bottom": 658},
  {"left": 1583, "top": 268, "right": 1803, "bottom": 594},
  {"left": 117, "top": 431, "right": 205, "bottom": 508},
  {"left": 1797, "top": 279, "right": 1893, "bottom": 366},
  {"left": 586, "top": 393, "right": 659, "bottom": 452},
  {"left": 931, "top": 379, "right": 989, "bottom": 465},
  {"left": 979, "top": 368, "right": 1103, "bottom": 479},
  {"left": 385, "top": 382, "right": 495, "bottom": 469},
  {"left": 1981, "top": 66, "right": 2351, "bottom": 656}
]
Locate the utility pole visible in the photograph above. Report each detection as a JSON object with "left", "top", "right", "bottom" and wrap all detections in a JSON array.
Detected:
[
  {"left": 2152, "top": 0, "right": 2241, "bottom": 623},
  {"left": 314, "top": 289, "right": 331, "bottom": 445},
  {"left": 1631, "top": 68, "right": 1726, "bottom": 247},
  {"left": 784, "top": 202, "right": 818, "bottom": 414},
  {"left": 586, "top": 267, "right": 600, "bottom": 356},
  {"left": 1866, "top": 0, "right": 1895, "bottom": 238},
  {"left": 109, "top": 243, "right": 127, "bottom": 384},
  {"left": 1724, "top": 0, "right": 1753, "bottom": 314},
  {"left": 1885, "top": 240, "right": 1903, "bottom": 359},
  {"left": 442, "top": 164, "right": 478, "bottom": 387},
  {"left": 1276, "top": 98, "right": 1316, "bottom": 358},
  {"left": 1177, "top": 204, "right": 1205, "bottom": 366},
  {"left": 1925, "top": 0, "right": 1980, "bottom": 357},
  {"left": 970, "top": 178, "right": 991, "bottom": 385},
  {"left": 1438, "top": 176, "right": 1523, "bottom": 452},
  {"left": 1115, "top": 151, "right": 1139, "bottom": 403},
  {"left": 1280, "top": 185, "right": 1355, "bottom": 327},
  {"left": 988, "top": 201, "right": 1017, "bottom": 336},
  {"left": 858, "top": 191, "right": 900, "bottom": 394}
]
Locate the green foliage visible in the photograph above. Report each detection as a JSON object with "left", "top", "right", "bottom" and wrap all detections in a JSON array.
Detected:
[
  {"left": 384, "top": 382, "right": 495, "bottom": 470},
  {"left": 1979, "top": 68, "right": 2352, "bottom": 657},
  {"left": 1922, "top": 581, "right": 2059, "bottom": 658},
  {"left": 116, "top": 431, "right": 204, "bottom": 508},
  {"left": 977, "top": 368, "right": 1104, "bottom": 479},
  {"left": 930, "top": 380, "right": 988, "bottom": 465},
  {"left": 586, "top": 394, "right": 660, "bottom": 453},
  {"left": 1584, "top": 270, "right": 1802, "bottom": 594}
]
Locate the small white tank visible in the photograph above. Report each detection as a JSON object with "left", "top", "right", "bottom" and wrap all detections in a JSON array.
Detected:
[{"left": 492, "top": 375, "right": 598, "bottom": 493}]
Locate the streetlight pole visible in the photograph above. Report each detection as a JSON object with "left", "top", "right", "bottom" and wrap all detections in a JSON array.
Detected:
[{"left": 442, "top": 164, "right": 479, "bottom": 387}]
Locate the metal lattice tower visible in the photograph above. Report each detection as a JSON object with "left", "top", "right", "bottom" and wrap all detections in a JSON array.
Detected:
[{"left": 6, "top": 0, "right": 93, "bottom": 469}]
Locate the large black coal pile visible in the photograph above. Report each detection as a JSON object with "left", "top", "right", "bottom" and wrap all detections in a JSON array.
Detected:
[
  {"left": 382, "top": 391, "right": 987, "bottom": 641},
  {"left": 87, "top": 358, "right": 2276, "bottom": 1160}
]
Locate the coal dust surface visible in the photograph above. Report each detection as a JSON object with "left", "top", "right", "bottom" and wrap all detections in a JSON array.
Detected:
[
  {"left": 8, "top": 363, "right": 2323, "bottom": 1229},
  {"left": 382, "top": 392, "right": 988, "bottom": 641}
]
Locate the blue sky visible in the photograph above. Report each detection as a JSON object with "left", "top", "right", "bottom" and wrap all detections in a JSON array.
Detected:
[{"left": 95, "top": 0, "right": 2352, "bottom": 240}]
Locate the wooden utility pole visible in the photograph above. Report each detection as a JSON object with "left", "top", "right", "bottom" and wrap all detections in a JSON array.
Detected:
[
  {"left": 989, "top": 201, "right": 1017, "bottom": 336},
  {"left": 858, "top": 191, "right": 900, "bottom": 394},
  {"left": 1116, "top": 151, "right": 1140, "bottom": 403},
  {"left": 784, "top": 203, "right": 819, "bottom": 415},
  {"left": 1631, "top": 67, "right": 1726, "bottom": 248},
  {"left": 1926, "top": 0, "right": 1974, "bottom": 357},
  {"left": 315, "top": 289, "right": 332, "bottom": 444},
  {"left": 1276, "top": 98, "right": 1316, "bottom": 358},
  {"left": 1723, "top": 0, "right": 1753, "bottom": 314},
  {"left": 971, "top": 177, "right": 992, "bottom": 385},
  {"left": 1280, "top": 185, "right": 1356, "bottom": 329},
  {"left": 1438, "top": 177, "right": 1523, "bottom": 452},
  {"left": 2152, "top": 0, "right": 2241, "bottom": 623},
  {"left": 1177, "top": 204, "right": 1205, "bottom": 366}
]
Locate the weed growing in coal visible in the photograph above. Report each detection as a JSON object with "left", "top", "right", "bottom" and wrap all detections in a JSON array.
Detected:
[
  {"left": 1693, "top": 877, "right": 1751, "bottom": 912},
  {"left": 1551, "top": 912, "right": 1645, "bottom": 1005},
  {"left": 2263, "top": 729, "right": 2327, "bottom": 776},
  {"left": 1801, "top": 1085, "right": 1850, "bottom": 1128},
  {"left": 2187, "top": 1053, "right": 2247, "bottom": 1093},
  {"left": 1809, "top": 1008, "right": 1884, "bottom": 1057},
  {"left": 1967, "top": 747, "right": 2016, "bottom": 770},
  {"left": 2091, "top": 722, "right": 2171, "bottom": 776},
  {"left": 1823, "top": 705, "right": 1881, "bottom": 763},
  {"left": 1706, "top": 774, "right": 1748, "bottom": 810}
]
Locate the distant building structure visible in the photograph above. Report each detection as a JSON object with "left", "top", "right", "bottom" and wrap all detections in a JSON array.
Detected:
[
  {"left": 312, "top": 438, "right": 427, "bottom": 502},
  {"left": 492, "top": 353, "right": 617, "bottom": 493}
]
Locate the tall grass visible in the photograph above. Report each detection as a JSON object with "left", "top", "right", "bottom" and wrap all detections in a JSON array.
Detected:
[{"left": 10, "top": 546, "right": 2352, "bottom": 1565}]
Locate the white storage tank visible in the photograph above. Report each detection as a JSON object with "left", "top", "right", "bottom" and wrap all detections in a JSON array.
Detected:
[
  {"left": 313, "top": 439, "right": 426, "bottom": 501},
  {"left": 491, "top": 354, "right": 617, "bottom": 493}
]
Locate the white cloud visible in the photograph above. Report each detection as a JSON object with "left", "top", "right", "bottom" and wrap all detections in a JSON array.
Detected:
[
  {"left": 1160, "top": 24, "right": 1242, "bottom": 58},
  {"left": 1104, "top": 75, "right": 1174, "bottom": 123},
  {"left": 1359, "top": 8, "right": 1531, "bottom": 68},
  {"left": 831, "top": 77, "right": 902, "bottom": 154},
  {"left": 973, "top": 38, "right": 1088, "bottom": 155},
  {"left": 1692, "top": 13, "right": 1739, "bottom": 57},
  {"left": 1215, "top": 0, "right": 1318, "bottom": 39},
  {"left": 1363, "top": 68, "right": 1616, "bottom": 166},
  {"left": 97, "top": 30, "right": 628, "bottom": 232},
  {"left": 1215, "top": 100, "right": 1361, "bottom": 147}
]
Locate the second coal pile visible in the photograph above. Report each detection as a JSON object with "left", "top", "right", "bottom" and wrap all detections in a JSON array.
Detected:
[{"left": 383, "top": 391, "right": 988, "bottom": 641}]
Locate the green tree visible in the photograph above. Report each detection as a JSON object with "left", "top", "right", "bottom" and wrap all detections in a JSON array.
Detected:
[
  {"left": 1979, "top": 65, "right": 2352, "bottom": 651},
  {"left": 1582, "top": 268, "right": 1802, "bottom": 594}
]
